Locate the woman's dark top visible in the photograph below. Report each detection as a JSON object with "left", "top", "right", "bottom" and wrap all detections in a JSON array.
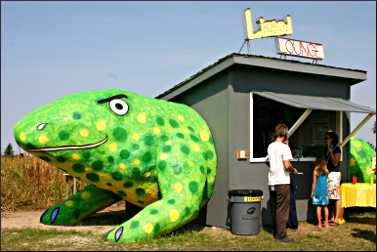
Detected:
[{"left": 325, "top": 146, "right": 341, "bottom": 172}]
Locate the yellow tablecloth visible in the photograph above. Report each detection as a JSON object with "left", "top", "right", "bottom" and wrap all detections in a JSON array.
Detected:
[{"left": 340, "top": 183, "right": 376, "bottom": 208}]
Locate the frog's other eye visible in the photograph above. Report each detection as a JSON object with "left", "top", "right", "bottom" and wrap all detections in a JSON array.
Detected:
[{"left": 109, "top": 99, "right": 129, "bottom": 116}]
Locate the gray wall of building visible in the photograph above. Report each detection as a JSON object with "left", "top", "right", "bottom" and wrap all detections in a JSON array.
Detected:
[{"left": 231, "top": 65, "right": 351, "bottom": 99}]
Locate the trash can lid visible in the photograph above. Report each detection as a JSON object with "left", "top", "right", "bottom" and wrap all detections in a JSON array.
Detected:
[{"left": 228, "top": 189, "right": 263, "bottom": 197}]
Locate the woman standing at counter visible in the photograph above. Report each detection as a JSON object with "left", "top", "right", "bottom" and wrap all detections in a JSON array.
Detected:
[{"left": 324, "top": 131, "right": 342, "bottom": 226}]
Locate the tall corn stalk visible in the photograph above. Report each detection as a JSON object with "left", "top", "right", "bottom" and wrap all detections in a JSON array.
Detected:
[{"left": 1, "top": 154, "right": 68, "bottom": 212}]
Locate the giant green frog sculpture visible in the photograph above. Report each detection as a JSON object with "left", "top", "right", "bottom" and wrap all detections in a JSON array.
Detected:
[
  {"left": 349, "top": 137, "right": 375, "bottom": 183},
  {"left": 14, "top": 89, "right": 217, "bottom": 243}
]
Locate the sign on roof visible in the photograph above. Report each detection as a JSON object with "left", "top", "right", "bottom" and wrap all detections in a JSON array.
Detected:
[
  {"left": 244, "top": 8, "right": 293, "bottom": 40},
  {"left": 276, "top": 37, "right": 325, "bottom": 60}
]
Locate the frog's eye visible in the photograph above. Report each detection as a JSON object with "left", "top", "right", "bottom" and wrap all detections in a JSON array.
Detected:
[{"left": 109, "top": 99, "right": 129, "bottom": 116}]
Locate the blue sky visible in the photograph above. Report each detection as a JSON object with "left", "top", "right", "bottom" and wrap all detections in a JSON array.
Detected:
[{"left": 1, "top": 1, "right": 376, "bottom": 152}]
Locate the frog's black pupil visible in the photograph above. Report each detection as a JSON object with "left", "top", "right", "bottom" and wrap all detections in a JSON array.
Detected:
[{"left": 115, "top": 103, "right": 123, "bottom": 110}]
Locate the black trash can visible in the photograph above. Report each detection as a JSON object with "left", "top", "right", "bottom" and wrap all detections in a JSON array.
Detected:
[{"left": 229, "top": 189, "right": 263, "bottom": 235}]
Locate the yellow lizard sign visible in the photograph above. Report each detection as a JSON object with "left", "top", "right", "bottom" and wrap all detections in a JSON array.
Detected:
[{"left": 244, "top": 8, "right": 293, "bottom": 40}]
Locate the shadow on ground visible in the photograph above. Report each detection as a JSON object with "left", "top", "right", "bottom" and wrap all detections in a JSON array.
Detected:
[
  {"left": 346, "top": 217, "right": 376, "bottom": 225},
  {"left": 79, "top": 209, "right": 206, "bottom": 235},
  {"left": 345, "top": 207, "right": 376, "bottom": 225},
  {"left": 351, "top": 228, "right": 376, "bottom": 243},
  {"left": 80, "top": 210, "right": 127, "bottom": 226}
]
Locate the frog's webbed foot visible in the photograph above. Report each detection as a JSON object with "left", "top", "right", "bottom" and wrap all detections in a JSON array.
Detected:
[
  {"left": 40, "top": 184, "right": 120, "bottom": 225},
  {"left": 106, "top": 159, "right": 206, "bottom": 243},
  {"left": 106, "top": 196, "right": 200, "bottom": 243}
]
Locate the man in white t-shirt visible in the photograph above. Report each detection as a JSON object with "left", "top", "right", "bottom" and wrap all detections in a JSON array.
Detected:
[{"left": 267, "top": 123, "right": 295, "bottom": 243}]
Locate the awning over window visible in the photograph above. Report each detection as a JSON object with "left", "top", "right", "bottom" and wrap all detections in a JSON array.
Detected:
[{"left": 253, "top": 91, "right": 375, "bottom": 114}]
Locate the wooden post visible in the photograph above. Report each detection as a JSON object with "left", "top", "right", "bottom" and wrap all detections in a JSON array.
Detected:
[
  {"left": 287, "top": 109, "right": 313, "bottom": 138},
  {"left": 340, "top": 113, "right": 374, "bottom": 148}
]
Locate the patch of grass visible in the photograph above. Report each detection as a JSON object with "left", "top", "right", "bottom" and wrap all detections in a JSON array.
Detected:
[{"left": 2, "top": 219, "right": 376, "bottom": 251}]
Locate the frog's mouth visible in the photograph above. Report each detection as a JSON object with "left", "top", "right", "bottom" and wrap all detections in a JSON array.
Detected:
[{"left": 27, "top": 136, "right": 108, "bottom": 152}]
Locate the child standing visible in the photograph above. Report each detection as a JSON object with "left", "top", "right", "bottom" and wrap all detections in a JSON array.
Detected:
[{"left": 311, "top": 160, "right": 330, "bottom": 229}]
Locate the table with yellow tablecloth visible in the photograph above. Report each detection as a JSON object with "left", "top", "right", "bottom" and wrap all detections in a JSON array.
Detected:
[
  {"left": 338, "top": 183, "right": 376, "bottom": 224},
  {"left": 341, "top": 183, "right": 376, "bottom": 208}
]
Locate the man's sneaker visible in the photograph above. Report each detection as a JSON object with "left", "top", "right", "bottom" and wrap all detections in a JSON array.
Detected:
[{"left": 276, "top": 237, "right": 295, "bottom": 243}]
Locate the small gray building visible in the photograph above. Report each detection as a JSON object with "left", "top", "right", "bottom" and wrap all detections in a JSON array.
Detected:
[{"left": 156, "top": 53, "right": 375, "bottom": 228}]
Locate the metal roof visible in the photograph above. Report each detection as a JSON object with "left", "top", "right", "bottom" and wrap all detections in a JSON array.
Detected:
[
  {"left": 156, "top": 53, "right": 367, "bottom": 100},
  {"left": 253, "top": 91, "right": 375, "bottom": 114}
]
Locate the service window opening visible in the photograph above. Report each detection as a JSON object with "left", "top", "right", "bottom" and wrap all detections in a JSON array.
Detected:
[{"left": 250, "top": 94, "right": 336, "bottom": 161}]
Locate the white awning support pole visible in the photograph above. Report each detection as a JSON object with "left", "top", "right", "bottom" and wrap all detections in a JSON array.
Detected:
[
  {"left": 287, "top": 109, "right": 313, "bottom": 138},
  {"left": 340, "top": 112, "right": 375, "bottom": 148}
]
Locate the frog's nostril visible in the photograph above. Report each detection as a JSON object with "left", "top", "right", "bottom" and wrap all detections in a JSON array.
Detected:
[{"left": 36, "top": 123, "right": 48, "bottom": 131}]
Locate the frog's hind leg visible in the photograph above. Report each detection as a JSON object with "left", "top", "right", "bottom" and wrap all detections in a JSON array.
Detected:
[
  {"left": 40, "top": 184, "right": 120, "bottom": 225},
  {"left": 106, "top": 160, "right": 206, "bottom": 243}
]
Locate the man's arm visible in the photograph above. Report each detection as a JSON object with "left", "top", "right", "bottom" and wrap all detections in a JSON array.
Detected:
[
  {"left": 283, "top": 160, "right": 292, "bottom": 169},
  {"left": 284, "top": 160, "right": 297, "bottom": 175},
  {"left": 283, "top": 145, "right": 297, "bottom": 175}
]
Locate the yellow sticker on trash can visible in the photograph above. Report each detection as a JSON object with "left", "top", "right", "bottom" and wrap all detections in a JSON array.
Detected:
[{"left": 243, "top": 196, "right": 263, "bottom": 202}]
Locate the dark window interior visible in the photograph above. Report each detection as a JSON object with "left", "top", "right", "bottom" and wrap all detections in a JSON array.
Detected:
[{"left": 253, "top": 95, "right": 336, "bottom": 159}]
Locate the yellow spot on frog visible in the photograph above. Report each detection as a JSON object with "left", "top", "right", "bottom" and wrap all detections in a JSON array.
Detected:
[
  {"left": 177, "top": 115, "right": 185, "bottom": 122},
  {"left": 72, "top": 153, "right": 80, "bottom": 160},
  {"left": 144, "top": 172, "right": 151, "bottom": 178},
  {"left": 169, "top": 209, "right": 180, "bottom": 222},
  {"left": 191, "top": 143, "right": 200, "bottom": 152},
  {"left": 65, "top": 200, "right": 74, "bottom": 208},
  {"left": 183, "top": 128, "right": 190, "bottom": 134},
  {"left": 166, "top": 140, "right": 172, "bottom": 145},
  {"left": 137, "top": 113, "right": 147, "bottom": 124},
  {"left": 188, "top": 160, "right": 194, "bottom": 167},
  {"left": 133, "top": 159, "right": 141, "bottom": 166},
  {"left": 85, "top": 167, "right": 92, "bottom": 172},
  {"left": 143, "top": 223, "right": 153, "bottom": 234},
  {"left": 153, "top": 127, "right": 161, "bottom": 135},
  {"left": 81, "top": 192, "right": 91, "bottom": 200},
  {"left": 96, "top": 120, "right": 106, "bottom": 131},
  {"left": 19, "top": 132, "right": 27, "bottom": 142},
  {"left": 118, "top": 163, "right": 127, "bottom": 171},
  {"left": 113, "top": 181, "right": 124, "bottom": 189},
  {"left": 159, "top": 153, "right": 168, "bottom": 160},
  {"left": 98, "top": 172, "right": 111, "bottom": 181},
  {"left": 109, "top": 143, "right": 118, "bottom": 152},
  {"left": 132, "top": 133, "right": 140, "bottom": 141},
  {"left": 174, "top": 183, "right": 183, "bottom": 192},
  {"left": 79, "top": 128, "right": 89, "bottom": 137},
  {"left": 38, "top": 135, "right": 49, "bottom": 144},
  {"left": 200, "top": 130, "right": 209, "bottom": 141},
  {"left": 353, "top": 141, "right": 362, "bottom": 148}
]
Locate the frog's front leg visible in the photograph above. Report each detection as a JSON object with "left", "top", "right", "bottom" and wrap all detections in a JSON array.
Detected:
[
  {"left": 40, "top": 184, "right": 120, "bottom": 225},
  {"left": 106, "top": 159, "right": 206, "bottom": 243}
]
